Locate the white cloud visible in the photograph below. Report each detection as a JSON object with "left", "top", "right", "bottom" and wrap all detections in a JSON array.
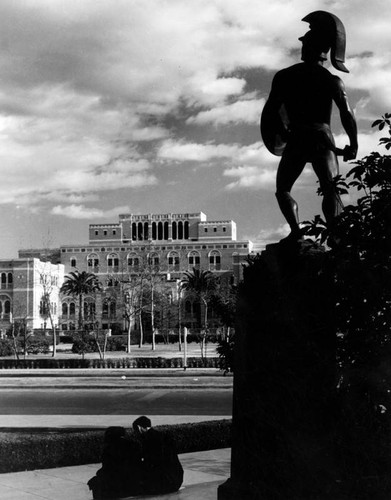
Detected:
[
  {"left": 256, "top": 223, "right": 290, "bottom": 241},
  {"left": 158, "top": 140, "right": 237, "bottom": 162},
  {"left": 187, "top": 98, "right": 265, "bottom": 125},
  {"left": 158, "top": 139, "right": 272, "bottom": 164},
  {"left": 224, "top": 165, "right": 275, "bottom": 190},
  {"left": 51, "top": 204, "right": 131, "bottom": 220}
]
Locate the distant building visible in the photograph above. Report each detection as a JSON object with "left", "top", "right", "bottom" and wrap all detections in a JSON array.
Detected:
[
  {"left": 0, "top": 258, "right": 64, "bottom": 334},
  {"left": 18, "top": 211, "right": 252, "bottom": 333}
]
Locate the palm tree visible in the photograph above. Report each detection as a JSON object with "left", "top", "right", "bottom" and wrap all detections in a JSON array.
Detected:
[
  {"left": 180, "top": 268, "right": 216, "bottom": 330},
  {"left": 180, "top": 268, "right": 217, "bottom": 361},
  {"left": 61, "top": 271, "right": 102, "bottom": 330}
]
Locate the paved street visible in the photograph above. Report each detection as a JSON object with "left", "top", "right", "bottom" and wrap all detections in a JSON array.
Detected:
[{"left": 0, "top": 388, "right": 232, "bottom": 415}]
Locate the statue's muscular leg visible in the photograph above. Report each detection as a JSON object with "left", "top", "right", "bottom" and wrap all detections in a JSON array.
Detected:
[
  {"left": 312, "top": 150, "right": 343, "bottom": 225},
  {"left": 275, "top": 146, "right": 307, "bottom": 239}
]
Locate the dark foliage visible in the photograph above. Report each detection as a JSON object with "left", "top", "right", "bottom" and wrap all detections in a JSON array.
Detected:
[
  {"left": 0, "top": 337, "right": 51, "bottom": 356},
  {"left": 302, "top": 114, "right": 391, "bottom": 492},
  {"left": 216, "top": 333, "right": 235, "bottom": 374},
  {"left": 0, "top": 356, "right": 220, "bottom": 369},
  {"left": 0, "top": 419, "right": 231, "bottom": 473}
]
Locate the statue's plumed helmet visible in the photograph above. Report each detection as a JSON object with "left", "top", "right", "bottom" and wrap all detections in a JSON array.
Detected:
[{"left": 300, "top": 10, "right": 349, "bottom": 73}]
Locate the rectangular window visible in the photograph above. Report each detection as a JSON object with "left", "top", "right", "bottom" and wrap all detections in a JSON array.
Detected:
[
  {"left": 204, "top": 228, "right": 208, "bottom": 232},
  {"left": 214, "top": 227, "right": 217, "bottom": 232},
  {"left": 104, "top": 230, "right": 107, "bottom": 236},
  {"left": 95, "top": 230, "right": 99, "bottom": 236}
]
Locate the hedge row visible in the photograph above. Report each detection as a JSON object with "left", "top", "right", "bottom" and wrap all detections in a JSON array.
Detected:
[
  {"left": 70, "top": 333, "right": 220, "bottom": 352},
  {"left": 0, "top": 356, "right": 221, "bottom": 369},
  {"left": 0, "top": 335, "right": 222, "bottom": 357},
  {"left": 0, "top": 419, "right": 232, "bottom": 473},
  {"left": 0, "top": 338, "right": 52, "bottom": 356}
]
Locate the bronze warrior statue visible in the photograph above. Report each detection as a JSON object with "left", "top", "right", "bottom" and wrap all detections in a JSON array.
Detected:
[{"left": 261, "top": 11, "right": 358, "bottom": 243}]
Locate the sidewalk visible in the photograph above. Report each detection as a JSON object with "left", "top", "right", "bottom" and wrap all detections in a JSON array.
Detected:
[
  {"left": 0, "top": 414, "right": 231, "bottom": 428},
  {"left": 0, "top": 448, "right": 231, "bottom": 500},
  {"left": 0, "top": 368, "right": 233, "bottom": 390}
]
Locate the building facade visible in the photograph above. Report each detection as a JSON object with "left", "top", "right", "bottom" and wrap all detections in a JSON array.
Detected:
[
  {"left": 18, "top": 211, "right": 252, "bottom": 333},
  {"left": 0, "top": 258, "right": 64, "bottom": 334}
]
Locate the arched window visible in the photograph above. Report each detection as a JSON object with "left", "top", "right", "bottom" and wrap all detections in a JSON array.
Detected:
[
  {"left": 7, "top": 273, "right": 13, "bottom": 285},
  {"left": 87, "top": 253, "right": 99, "bottom": 270},
  {"left": 184, "top": 221, "right": 189, "bottom": 239},
  {"left": 107, "top": 253, "right": 119, "bottom": 272},
  {"left": 144, "top": 222, "right": 149, "bottom": 240},
  {"left": 84, "top": 300, "right": 95, "bottom": 320},
  {"left": 127, "top": 252, "right": 139, "bottom": 271},
  {"left": 132, "top": 222, "right": 137, "bottom": 240},
  {"left": 164, "top": 221, "right": 169, "bottom": 240},
  {"left": 148, "top": 253, "right": 159, "bottom": 268},
  {"left": 209, "top": 250, "right": 221, "bottom": 271},
  {"left": 158, "top": 222, "right": 163, "bottom": 240},
  {"left": 110, "top": 302, "right": 116, "bottom": 317},
  {"left": 69, "top": 302, "right": 76, "bottom": 316},
  {"left": 178, "top": 221, "right": 183, "bottom": 240},
  {"left": 0, "top": 295, "right": 11, "bottom": 319},
  {"left": 188, "top": 251, "right": 200, "bottom": 269},
  {"left": 70, "top": 258, "right": 77, "bottom": 268},
  {"left": 172, "top": 221, "right": 177, "bottom": 240},
  {"left": 168, "top": 251, "right": 180, "bottom": 271},
  {"left": 138, "top": 222, "right": 143, "bottom": 240},
  {"left": 152, "top": 222, "right": 157, "bottom": 240},
  {"left": 62, "top": 303, "right": 68, "bottom": 317},
  {"left": 185, "top": 300, "right": 192, "bottom": 314},
  {"left": 1, "top": 273, "right": 6, "bottom": 288},
  {"left": 4, "top": 300, "right": 10, "bottom": 315}
]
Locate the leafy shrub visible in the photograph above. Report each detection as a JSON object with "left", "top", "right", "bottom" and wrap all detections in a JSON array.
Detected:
[
  {"left": 26, "top": 338, "right": 50, "bottom": 354},
  {"left": 72, "top": 338, "right": 96, "bottom": 355},
  {"left": 216, "top": 334, "right": 235, "bottom": 374},
  {"left": 106, "top": 336, "right": 127, "bottom": 351},
  {"left": 0, "top": 356, "right": 220, "bottom": 369},
  {"left": 0, "top": 339, "right": 14, "bottom": 357},
  {"left": 302, "top": 114, "right": 391, "bottom": 491},
  {"left": 0, "top": 337, "right": 51, "bottom": 356},
  {"left": 0, "top": 419, "right": 231, "bottom": 473},
  {"left": 59, "top": 335, "right": 74, "bottom": 343}
]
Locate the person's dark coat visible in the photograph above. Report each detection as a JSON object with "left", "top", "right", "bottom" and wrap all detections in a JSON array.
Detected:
[
  {"left": 140, "top": 428, "right": 184, "bottom": 494},
  {"left": 88, "top": 427, "right": 143, "bottom": 499}
]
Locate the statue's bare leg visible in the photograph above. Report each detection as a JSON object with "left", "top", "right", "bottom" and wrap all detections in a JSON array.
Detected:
[
  {"left": 276, "top": 146, "right": 307, "bottom": 239},
  {"left": 312, "top": 150, "right": 343, "bottom": 225}
]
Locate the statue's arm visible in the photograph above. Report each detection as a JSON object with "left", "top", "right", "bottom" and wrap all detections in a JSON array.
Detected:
[{"left": 333, "top": 77, "right": 358, "bottom": 160}]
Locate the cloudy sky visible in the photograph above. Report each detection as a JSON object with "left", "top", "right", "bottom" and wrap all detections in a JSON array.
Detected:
[{"left": 0, "top": 0, "right": 390, "bottom": 256}]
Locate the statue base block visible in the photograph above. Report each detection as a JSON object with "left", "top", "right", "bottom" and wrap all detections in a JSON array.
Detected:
[{"left": 218, "top": 241, "right": 337, "bottom": 500}]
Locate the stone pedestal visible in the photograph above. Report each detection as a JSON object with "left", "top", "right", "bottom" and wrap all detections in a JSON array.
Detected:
[{"left": 218, "top": 241, "right": 337, "bottom": 500}]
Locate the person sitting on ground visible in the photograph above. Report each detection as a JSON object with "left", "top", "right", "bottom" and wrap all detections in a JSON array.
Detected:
[
  {"left": 88, "top": 426, "right": 143, "bottom": 500},
  {"left": 133, "top": 416, "right": 184, "bottom": 495}
]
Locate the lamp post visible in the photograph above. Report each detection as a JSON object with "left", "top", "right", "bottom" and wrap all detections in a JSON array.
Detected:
[
  {"left": 183, "top": 326, "right": 188, "bottom": 371},
  {"left": 177, "top": 279, "right": 182, "bottom": 352}
]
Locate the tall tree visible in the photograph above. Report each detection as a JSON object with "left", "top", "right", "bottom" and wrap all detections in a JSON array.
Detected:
[
  {"left": 36, "top": 260, "right": 62, "bottom": 357},
  {"left": 60, "top": 271, "right": 101, "bottom": 330},
  {"left": 180, "top": 268, "right": 217, "bottom": 359},
  {"left": 180, "top": 268, "right": 217, "bottom": 329}
]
